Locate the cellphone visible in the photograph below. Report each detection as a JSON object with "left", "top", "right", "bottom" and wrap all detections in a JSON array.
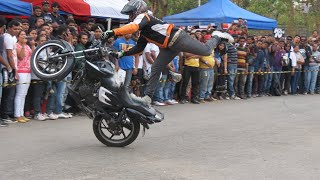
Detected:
[
  {"left": 233, "top": 20, "right": 239, "bottom": 24},
  {"left": 26, "top": 36, "right": 33, "bottom": 41}
]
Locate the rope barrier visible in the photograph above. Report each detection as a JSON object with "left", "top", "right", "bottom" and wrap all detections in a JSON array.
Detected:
[{"left": 1, "top": 69, "right": 319, "bottom": 87}]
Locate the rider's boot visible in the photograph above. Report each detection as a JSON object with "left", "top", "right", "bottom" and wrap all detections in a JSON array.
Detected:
[
  {"left": 212, "top": 31, "right": 234, "bottom": 43},
  {"left": 130, "top": 94, "right": 152, "bottom": 106}
]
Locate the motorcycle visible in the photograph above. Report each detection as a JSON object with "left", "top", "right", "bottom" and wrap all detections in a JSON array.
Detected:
[{"left": 31, "top": 39, "right": 164, "bottom": 147}]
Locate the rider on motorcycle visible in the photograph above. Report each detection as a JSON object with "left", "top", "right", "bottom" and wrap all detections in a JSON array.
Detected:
[{"left": 102, "top": 0, "right": 232, "bottom": 106}]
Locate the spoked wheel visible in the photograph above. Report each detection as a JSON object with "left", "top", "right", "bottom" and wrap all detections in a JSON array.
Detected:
[
  {"left": 93, "top": 115, "right": 140, "bottom": 147},
  {"left": 31, "top": 40, "right": 75, "bottom": 81}
]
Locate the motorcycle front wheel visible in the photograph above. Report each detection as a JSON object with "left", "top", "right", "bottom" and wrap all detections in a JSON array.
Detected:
[
  {"left": 31, "top": 40, "right": 75, "bottom": 81},
  {"left": 93, "top": 115, "right": 140, "bottom": 147}
]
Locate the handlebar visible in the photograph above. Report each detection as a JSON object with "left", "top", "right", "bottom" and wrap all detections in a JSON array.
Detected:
[{"left": 49, "top": 47, "right": 113, "bottom": 60}]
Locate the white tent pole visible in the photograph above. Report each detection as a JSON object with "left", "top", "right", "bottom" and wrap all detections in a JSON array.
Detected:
[
  {"left": 198, "top": 0, "right": 201, "bottom": 26},
  {"left": 107, "top": 18, "right": 112, "bottom": 30}
]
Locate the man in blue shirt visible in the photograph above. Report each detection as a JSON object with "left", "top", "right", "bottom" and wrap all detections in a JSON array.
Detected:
[{"left": 113, "top": 34, "right": 138, "bottom": 87}]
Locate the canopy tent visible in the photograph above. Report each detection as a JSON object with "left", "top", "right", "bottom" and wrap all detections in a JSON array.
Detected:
[
  {"left": 163, "top": 0, "right": 277, "bottom": 30},
  {"left": 0, "top": 0, "right": 32, "bottom": 16},
  {"left": 22, "top": 0, "right": 128, "bottom": 19}
]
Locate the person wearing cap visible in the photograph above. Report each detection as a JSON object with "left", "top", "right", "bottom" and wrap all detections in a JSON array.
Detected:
[
  {"left": 49, "top": 2, "right": 65, "bottom": 25},
  {"left": 101, "top": 0, "right": 230, "bottom": 106},
  {"left": 42, "top": 1, "right": 53, "bottom": 23}
]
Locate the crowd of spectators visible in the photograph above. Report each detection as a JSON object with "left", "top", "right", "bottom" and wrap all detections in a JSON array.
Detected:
[{"left": 0, "top": 1, "right": 319, "bottom": 127}]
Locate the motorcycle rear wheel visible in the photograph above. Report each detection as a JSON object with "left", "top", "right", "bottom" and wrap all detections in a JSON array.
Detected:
[
  {"left": 93, "top": 115, "right": 140, "bottom": 147},
  {"left": 31, "top": 40, "right": 75, "bottom": 81}
]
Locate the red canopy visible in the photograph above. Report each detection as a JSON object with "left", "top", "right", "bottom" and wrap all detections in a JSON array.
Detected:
[{"left": 23, "top": 0, "right": 128, "bottom": 19}]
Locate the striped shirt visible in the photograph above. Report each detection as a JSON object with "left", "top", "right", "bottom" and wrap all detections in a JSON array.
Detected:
[{"left": 226, "top": 43, "right": 238, "bottom": 65}]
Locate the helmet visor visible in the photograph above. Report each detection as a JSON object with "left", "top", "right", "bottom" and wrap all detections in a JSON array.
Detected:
[{"left": 121, "top": 4, "right": 136, "bottom": 15}]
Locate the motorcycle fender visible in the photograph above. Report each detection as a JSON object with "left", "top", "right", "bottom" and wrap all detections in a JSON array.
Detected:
[{"left": 126, "top": 108, "right": 154, "bottom": 125}]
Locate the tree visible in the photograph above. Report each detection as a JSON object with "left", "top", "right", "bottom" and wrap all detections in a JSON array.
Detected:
[{"left": 145, "top": 0, "right": 319, "bottom": 35}]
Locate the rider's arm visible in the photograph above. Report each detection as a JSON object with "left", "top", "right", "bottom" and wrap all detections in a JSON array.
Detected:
[
  {"left": 113, "top": 14, "right": 150, "bottom": 36},
  {"left": 123, "top": 36, "right": 148, "bottom": 56}
]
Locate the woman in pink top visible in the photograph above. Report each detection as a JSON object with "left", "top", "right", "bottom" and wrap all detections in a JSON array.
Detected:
[{"left": 14, "top": 31, "right": 33, "bottom": 123}]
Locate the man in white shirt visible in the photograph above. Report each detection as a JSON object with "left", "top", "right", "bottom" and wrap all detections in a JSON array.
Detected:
[
  {"left": 1, "top": 20, "right": 21, "bottom": 123},
  {"left": 0, "top": 16, "right": 9, "bottom": 126},
  {"left": 142, "top": 43, "right": 159, "bottom": 79}
]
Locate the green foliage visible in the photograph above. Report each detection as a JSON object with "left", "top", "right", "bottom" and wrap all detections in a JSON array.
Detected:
[
  {"left": 145, "top": 0, "right": 319, "bottom": 34},
  {"left": 166, "top": 0, "right": 208, "bottom": 16}
]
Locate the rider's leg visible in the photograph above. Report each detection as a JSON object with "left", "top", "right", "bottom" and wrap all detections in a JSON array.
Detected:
[
  {"left": 170, "top": 31, "right": 220, "bottom": 56},
  {"left": 144, "top": 48, "right": 178, "bottom": 100},
  {"left": 131, "top": 48, "right": 178, "bottom": 106}
]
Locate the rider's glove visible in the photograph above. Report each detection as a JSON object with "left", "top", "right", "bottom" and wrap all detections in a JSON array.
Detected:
[
  {"left": 102, "top": 30, "right": 114, "bottom": 39},
  {"left": 110, "top": 51, "right": 124, "bottom": 59}
]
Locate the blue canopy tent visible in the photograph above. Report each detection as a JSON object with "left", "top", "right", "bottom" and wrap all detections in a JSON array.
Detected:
[
  {"left": 0, "top": 0, "right": 32, "bottom": 16},
  {"left": 163, "top": 0, "right": 277, "bottom": 30}
]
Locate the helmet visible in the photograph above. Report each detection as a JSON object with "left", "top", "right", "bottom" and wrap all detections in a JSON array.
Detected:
[{"left": 121, "top": 0, "right": 148, "bottom": 18}]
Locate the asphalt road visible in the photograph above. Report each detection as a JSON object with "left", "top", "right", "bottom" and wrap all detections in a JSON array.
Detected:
[{"left": 1, "top": 95, "right": 320, "bottom": 180}]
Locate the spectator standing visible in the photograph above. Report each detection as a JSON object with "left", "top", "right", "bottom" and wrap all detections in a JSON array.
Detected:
[
  {"left": 164, "top": 55, "right": 180, "bottom": 105},
  {"left": 1, "top": 20, "right": 21, "bottom": 123},
  {"left": 14, "top": 31, "right": 33, "bottom": 123},
  {"left": 49, "top": 2, "right": 65, "bottom": 25},
  {"left": 113, "top": 33, "right": 137, "bottom": 87},
  {"left": 74, "top": 32, "right": 88, "bottom": 71},
  {"left": 226, "top": 39, "right": 238, "bottom": 99},
  {"left": 29, "top": 6, "right": 43, "bottom": 27},
  {"left": 179, "top": 34, "right": 201, "bottom": 105},
  {"left": 34, "top": 17, "right": 45, "bottom": 29},
  {"left": 46, "top": 25, "right": 72, "bottom": 119},
  {"left": 0, "top": 16, "right": 8, "bottom": 127},
  {"left": 42, "top": 1, "right": 53, "bottom": 23},
  {"left": 142, "top": 43, "right": 156, "bottom": 80},
  {"left": 234, "top": 36, "right": 248, "bottom": 99},
  {"left": 31, "top": 35, "right": 48, "bottom": 121},
  {"left": 199, "top": 35, "right": 216, "bottom": 102},
  {"left": 291, "top": 44, "right": 304, "bottom": 95},
  {"left": 262, "top": 41, "right": 272, "bottom": 95},
  {"left": 304, "top": 43, "right": 320, "bottom": 94},
  {"left": 308, "top": 30, "right": 318, "bottom": 43},
  {"left": 21, "top": 19, "right": 30, "bottom": 32},
  {"left": 245, "top": 36, "right": 256, "bottom": 98},
  {"left": 281, "top": 43, "right": 296, "bottom": 95},
  {"left": 273, "top": 40, "right": 286, "bottom": 81},
  {"left": 298, "top": 36, "right": 311, "bottom": 93},
  {"left": 89, "top": 24, "right": 104, "bottom": 48},
  {"left": 237, "top": 18, "right": 248, "bottom": 37},
  {"left": 213, "top": 42, "right": 228, "bottom": 100},
  {"left": 253, "top": 40, "right": 265, "bottom": 97}
]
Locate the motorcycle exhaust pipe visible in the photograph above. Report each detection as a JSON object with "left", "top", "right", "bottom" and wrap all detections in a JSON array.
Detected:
[{"left": 126, "top": 108, "right": 155, "bottom": 125}]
